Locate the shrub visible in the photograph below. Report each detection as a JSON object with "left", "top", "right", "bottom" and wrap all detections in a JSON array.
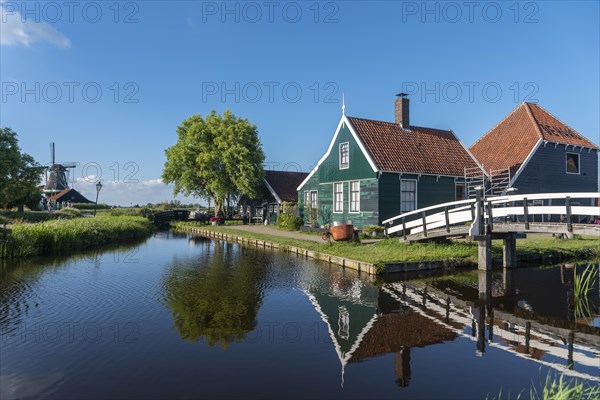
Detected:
[
  {"left": 362, "top": 225, "right": 385, "bottom": 236},
  {"left": 71, "top": 203, "right": 111, "bottom": 210},
  {"left": 277, "top": 213, "right": 303, "bottom": 230},
  {"left": 55, "top": 207, "right": 83, "bottom": 219}
]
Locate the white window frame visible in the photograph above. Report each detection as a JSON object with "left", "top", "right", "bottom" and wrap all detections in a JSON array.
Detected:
[
  {"left": 566, "top": 152, "right": 580, "bottom": 175},
  {"left": 339, "top": 142, "right": 349, "bottom": 170},
  {"left": 333, "top": 182, "right": 344, "bottom": 213},
  {"left": 400, "top": 179, "right": 418, "bottom": 214},
  {"left": 349, "top": 181, "right": 360, "bottom": 213},
  {"left": 304, "top": 190, "right": 318, "bottom": 224}
]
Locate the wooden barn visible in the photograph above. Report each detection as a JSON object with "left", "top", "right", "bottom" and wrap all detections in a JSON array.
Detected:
[
  {"left": 470, "top": 102, "right": 599, "bottom": 195},
  {"left": 297, "top": 94, "right": 482, "bottom": 228}
]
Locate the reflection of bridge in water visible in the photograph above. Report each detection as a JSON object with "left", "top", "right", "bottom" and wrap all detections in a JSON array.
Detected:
[{"left": 304, "top": 266, "right": 599, "bottom": 386}]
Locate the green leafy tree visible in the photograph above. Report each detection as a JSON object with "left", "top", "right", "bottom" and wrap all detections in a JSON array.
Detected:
[
  {"left": 0, "top": 128, "right": 44, "bottom": 209},
  {"left": 162, "top": 110, "right": 265, "bottom": 216}
]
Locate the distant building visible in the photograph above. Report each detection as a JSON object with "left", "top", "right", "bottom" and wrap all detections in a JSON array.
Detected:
[
  {"left": 470, "top": 102, "right": 599, "bottom": 195},
  {"left": 44, "top": 188, "right": 93, "bottom": 205},
  {"left": 239, "top": 170, "right": 308, "bottom": 223},
  {"left": 297, "top": 94, "right": 482, "bottom": 228}
]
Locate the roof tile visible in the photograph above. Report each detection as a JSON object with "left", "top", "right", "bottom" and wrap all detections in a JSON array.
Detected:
[
  {"left": 470, "top": 103, "right": 598, "bottom": 174},
  {"left": 347, "top": 117, "right": 479, "bottom": 176}
]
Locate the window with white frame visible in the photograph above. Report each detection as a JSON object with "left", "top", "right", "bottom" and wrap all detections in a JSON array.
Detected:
[
  {"left": 334, "top": 183, "right": 344, "bottom": 213},
  {"left": 566, "top": 153, "right": 580, "bottom": 174},
  {"left": 401, "top": 180, "right": 417, "bottom": 213},
  {"left": 339, "top": 142, "right": 349, "bottom": 169},
  {"left": 350, "top": 181, "right": 360, "bottom": 212}
]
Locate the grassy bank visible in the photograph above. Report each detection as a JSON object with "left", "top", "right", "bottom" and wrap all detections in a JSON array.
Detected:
[
  {"left": 175, "top": 222, "right": 599, "bottom": 265},
  {"left": 2, "top": 216, "right": 154, "bottom": 258}
]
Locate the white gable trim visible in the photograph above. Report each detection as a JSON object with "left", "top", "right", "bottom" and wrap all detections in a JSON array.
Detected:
[
  {"left": 451, "top": 130, "right": 488, "bottom": 177},
  {"left": 263, "top": 179, "right": 282, "bottom": 203},
  {"left": 297, "top": 115, "right": 380, "bottom": 191},
  {"left": 508, "top": 138, "right": 543, "bottom": 189}
]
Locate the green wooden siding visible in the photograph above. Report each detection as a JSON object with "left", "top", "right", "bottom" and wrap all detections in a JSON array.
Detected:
[
  {"left": 378, "top": 172, "right": 401, "bottom": 223},
  {"left": 299, "top": 178, "right": 379, "bottom": 228},
  {"left": 318, "top": 124, "right": 377, "bottom": 183},
  {"left": 417, "top": 175, "right": 456, "bottom": 208},
  {"left": 378, "top": 173, "right": 459, "bottom": 224}
]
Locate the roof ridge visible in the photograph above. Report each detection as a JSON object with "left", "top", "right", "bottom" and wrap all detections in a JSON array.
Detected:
[
  {"left": 469, "top": 103, "right": 528, "bottom": 148},
  {"left": 346, "top": 115, "right": 452, "bottom": 134},
  {"left": 523, "top": 102, "right": 545, "bottom": 139}
]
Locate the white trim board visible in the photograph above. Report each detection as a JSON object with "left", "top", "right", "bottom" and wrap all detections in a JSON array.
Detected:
[
  {"left": 297, "top": 115, "right": 379, "bottom": 191},
  {"left": 508, "top": 138, "right": 543, "bottom": 190},
  {"left": 263, "top": 179, "right": 282, "bottom": 204}
]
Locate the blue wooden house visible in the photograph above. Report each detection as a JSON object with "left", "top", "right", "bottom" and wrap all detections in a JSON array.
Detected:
[{"left": 297, "top": 94, "right": 482, "bottom": 228}]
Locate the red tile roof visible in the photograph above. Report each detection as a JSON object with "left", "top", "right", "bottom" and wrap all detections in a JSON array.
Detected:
[
  {"left": 347, "top": 117, "right": 480, "bottom": 176},
  {"left": 470, "top": 103, "right": 599, "bottom": 174},
  {"left": 47, "top": 188, "right": 93, "bottom": 203},
  {"left": 265, "top": 170, "right": 308, "bottom": 203}
]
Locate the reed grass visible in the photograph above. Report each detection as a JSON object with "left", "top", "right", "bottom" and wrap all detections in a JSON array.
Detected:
[
  {"left": 1, "top": 216, "right": 153, "bottom": 259},
  {"left": 489, "top": 370, "right": 600, "bottom": 400}
]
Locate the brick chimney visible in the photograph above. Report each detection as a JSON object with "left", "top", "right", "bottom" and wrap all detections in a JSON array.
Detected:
[{"left": 395, "top": 93, "right": 409, "bottom": 129}]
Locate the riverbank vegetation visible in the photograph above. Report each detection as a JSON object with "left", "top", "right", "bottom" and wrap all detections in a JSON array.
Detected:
[
  {"left": 175, "top": 222, "right": 599, "bottom": 265},
  {"left": 1, "top": 216, "right": 153, "bottom": 259}
]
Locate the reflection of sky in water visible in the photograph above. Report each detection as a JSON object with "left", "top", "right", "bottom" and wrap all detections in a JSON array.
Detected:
[
  {"left": 0, "top": 235, "right": 598, "bottom": 399},
  {"left": 0, "top": 371, "right": 63, "bottom": 400}
]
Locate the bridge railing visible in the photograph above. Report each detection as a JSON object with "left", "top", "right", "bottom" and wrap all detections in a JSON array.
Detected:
[{"left": 384, "top": 192, "right": 600, "bottom": 238}]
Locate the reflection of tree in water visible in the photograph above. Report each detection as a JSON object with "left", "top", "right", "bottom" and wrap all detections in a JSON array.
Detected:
[{"left": 162, "top": 241, "right": 268, "bottom": 348}]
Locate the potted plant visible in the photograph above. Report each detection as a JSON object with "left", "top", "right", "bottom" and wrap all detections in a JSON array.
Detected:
[{"left": 210, "top": 216, "right": 223, "bottom": 226}]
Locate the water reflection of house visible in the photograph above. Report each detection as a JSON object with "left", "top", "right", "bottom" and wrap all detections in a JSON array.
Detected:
[{"left": 304, "top": 279, "right": 456, "bottom": 387}]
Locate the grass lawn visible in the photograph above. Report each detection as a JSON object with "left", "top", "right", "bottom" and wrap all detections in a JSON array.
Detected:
[{"left": 176, "top": 222, "right": 599, "bottom": 264}]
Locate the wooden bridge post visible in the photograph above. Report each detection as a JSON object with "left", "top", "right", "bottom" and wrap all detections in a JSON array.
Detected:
[
  {"left": 475, "top": 187, "right": 492, "bottom": 271},
  {"left": 502, "top": 233, "right": 517, "bottom": 269},
  {"left": 565, "top": 196, "right": 573, "bottom": 233},
  {"left": 478, "top": 236, "right": 492, "bottom": 271}
]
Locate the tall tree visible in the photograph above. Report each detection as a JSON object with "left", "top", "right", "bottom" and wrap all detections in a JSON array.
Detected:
[
  {"left": 0, "top": 128, "right": 43, "bottom": 209},
  {"left": 162, "top": 110, "right": 265, "bottom": 215}
]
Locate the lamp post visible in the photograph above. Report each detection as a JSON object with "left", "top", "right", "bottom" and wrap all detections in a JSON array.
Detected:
[{"left": 94, "top": 181, "right": 103, "bottom": 216}]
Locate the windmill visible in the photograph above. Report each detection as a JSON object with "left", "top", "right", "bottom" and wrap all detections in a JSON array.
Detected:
[{"left": 43, "top": 143, "right": 77, "bottom": 197}]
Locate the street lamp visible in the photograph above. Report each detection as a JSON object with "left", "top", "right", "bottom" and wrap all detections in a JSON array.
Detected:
[{"left": 94, "top": 181, "right": 103, "bottom": 216}]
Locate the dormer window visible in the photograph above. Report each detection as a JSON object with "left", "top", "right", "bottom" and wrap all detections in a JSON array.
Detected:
[{"left": 339, "top": 142, "right": 349, "bottom": 169}]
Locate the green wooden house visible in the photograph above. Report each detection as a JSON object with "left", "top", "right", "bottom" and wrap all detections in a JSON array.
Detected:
[{"left": 297, "top": 94, "right": 482, "bottom": 228}]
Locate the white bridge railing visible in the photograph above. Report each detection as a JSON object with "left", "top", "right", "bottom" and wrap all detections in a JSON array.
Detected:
[{"left": 383, "top": 192, "right": 600, "bottom": 238}]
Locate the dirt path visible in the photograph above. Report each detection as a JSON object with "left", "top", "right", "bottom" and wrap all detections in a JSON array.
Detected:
[
  {"left": 227, "top": 224, "right": 382, "bottom": 244},
  {"left": 227, "top": 224, "right": 325, "bottom": 242}
]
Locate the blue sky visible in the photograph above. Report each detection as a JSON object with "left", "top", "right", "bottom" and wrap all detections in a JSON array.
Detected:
[{"left": 1, "top": 0, "right": 599, "bottom": 205}]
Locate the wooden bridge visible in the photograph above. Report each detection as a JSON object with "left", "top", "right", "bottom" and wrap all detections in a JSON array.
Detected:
[
  {"left": 153, "top": 209, "right": 190, "bottom": 227},
  {"left": 383, "top": 191, "right": 600, "bottom": 270}
]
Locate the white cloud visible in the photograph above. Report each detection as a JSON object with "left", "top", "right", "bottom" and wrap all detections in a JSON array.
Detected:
[
  {"left": 1, "top": 3, "right": 71, "bottom": 47},
  {"left": 71, "top": 177, "right": 204, "bottom": 207}
]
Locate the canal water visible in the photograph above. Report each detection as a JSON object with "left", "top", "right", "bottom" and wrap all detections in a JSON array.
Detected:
[{"left": 1, "top": 232, "right": 598, "bottom": 399}]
